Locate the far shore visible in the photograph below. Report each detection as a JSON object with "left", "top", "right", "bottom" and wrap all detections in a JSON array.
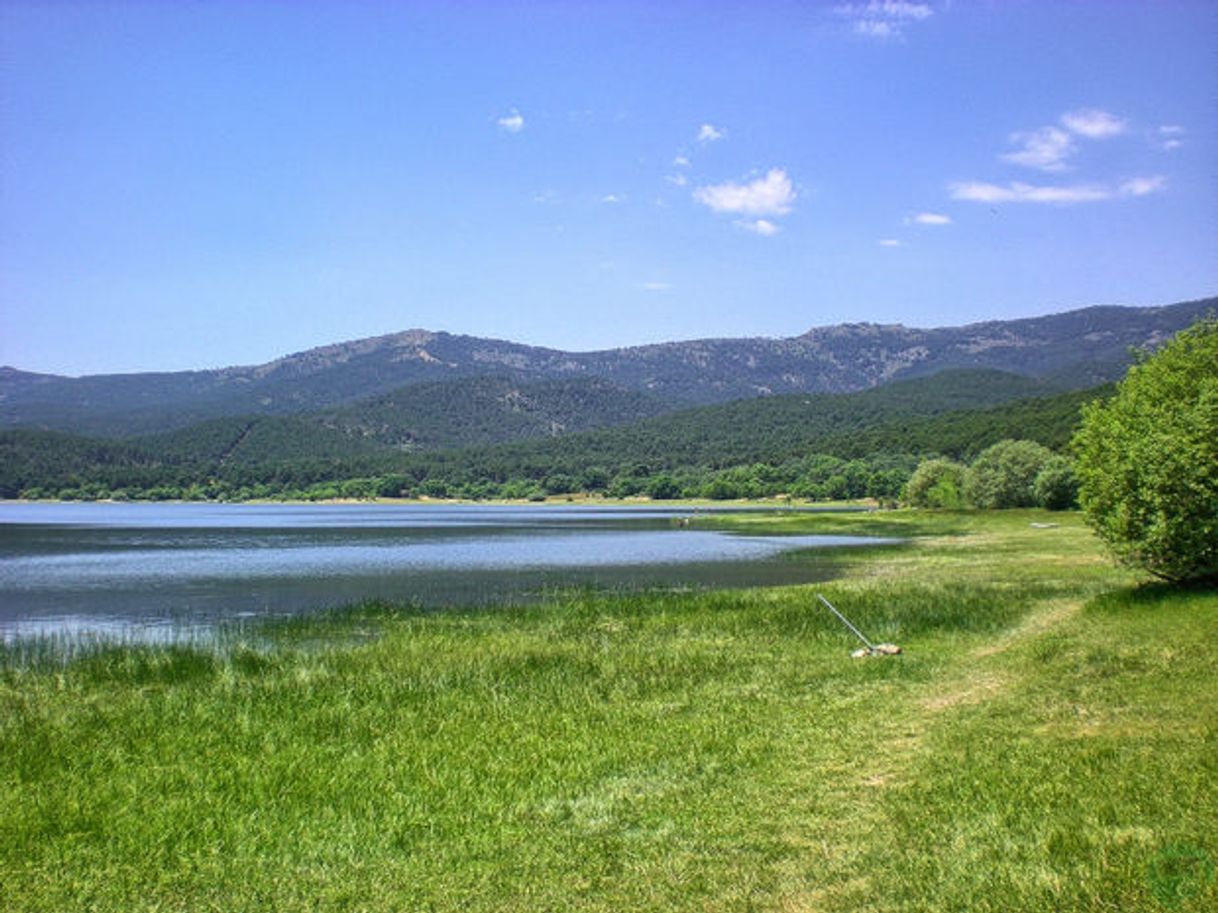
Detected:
[{"left": 1, "top": 495, "right": 884, "bottom": 510}]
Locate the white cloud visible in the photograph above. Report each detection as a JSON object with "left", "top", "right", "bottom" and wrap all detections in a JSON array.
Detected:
[
  {"left": 666, "top": 173, "right": 689, "bottom": 187},
  {"left": 1158, "top": 125, "right": 1185, "bottom": 151},
  {"left": 694, "top": 168, "right": 795, "bottom": 216},
  {"left": 697, "top": 123, "right": 725, "bottom": 143},
  {"left": 497, "top": 109, "right": 525, "bottom": 133},
  {"left": 640, "top": 281, "right": 671, "bottom": 291},
  {"left": 600, "top": 194, "right": 623, "bottom": 204},
  {"left": 1001, "top": 126, "right": 1076, "bottom": 172},
  {"left": 1119, "top": 175, "right": 1167, "bottom": 197},
  {"left": 949, "top": 176, "right": 1166, "bottom": 205},
  {"left": 910, "top": 212, "right": 951, "bottom": 225},
  {"left": 872, "top": 0, "right": 932, "bottom": 17},
  {"left": 950, "top": 181, "right": 1110, "bottom": 204},
  {"left": 737, "top": 218, "right": 781, "bottom": 236},
  {"left": 673, "top": 155, "right": 691, "bottom": 167},
  {"left": 836, "top": 1, "right": 934, "bottom": 40},
  {"left": 963, "top": 109, "right": 1155, "bottom": 206},
  {"left": 1061, "top": 108, "right": 1127, "bottom": 139},
  {"left": 1000, "top": 109, "right": 1130, "bottom": 172},
  {"left": 878, "top": 238, "right": 903, "bottom": 247},
  {"left": 855, "top": 19, "right": 896, "bottom": 38}
]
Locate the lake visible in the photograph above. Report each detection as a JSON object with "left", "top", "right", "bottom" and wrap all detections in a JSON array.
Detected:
[{"left": 0, "top": 502, "right": 892, "bottom": 640}]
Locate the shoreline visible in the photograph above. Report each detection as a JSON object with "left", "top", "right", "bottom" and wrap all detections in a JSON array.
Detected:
[{"left": 0, "top": 495, "right": 883, "bottom": 510}]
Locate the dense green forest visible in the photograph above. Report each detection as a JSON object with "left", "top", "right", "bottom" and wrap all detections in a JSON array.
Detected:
[
  {"left": 0, "top": 368, "right": 1107, "bottom": 503},
  {"left": 137, "top": 375, "right": 672, "bottom": 460},
  {"left": 142, "top": 367, "right": 1062, "bottom": 466}
]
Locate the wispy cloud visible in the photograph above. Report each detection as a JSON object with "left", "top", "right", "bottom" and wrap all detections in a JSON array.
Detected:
[
  {"left": 1002, "top": 126, "right": 1076, "bottom": 172},
  {"left": 1119, "top": 175, "right": 1167, "bottom": 197},
  {"left": 951, "top": 181, "right": 1109, "bottom": 204},
  {"left": 497, "top": 109, "right": 525, "bottom": 133},
  {"left": 600, "top": 194, "right": 623, "bottom": 204},
  {"left": 1157, "top": 124, "right": 1185, "bottom": 151},
  {"left": 835, "top": 1, "right": 934, "bottom": 40},
  {"left": 697, "top": 123, "right": 725, "bottom": 143},
  {"left": 908, "top": 212, "right": 951, "bottom": 225},
  {"left": 666, "top": 173, "right": 689, "bottom": 187},
  {"left": 1001, "top": 109, "right": 1129, "bottom": 172},
  {"left": 878, "top": 238, "right": 903, "bottom": 247},
  {"left": 673, "top": 155, "right": 691, "bottom": 167},
  {"left": 958, "top": 105, "right": 1164, "bottom": 206},
  {"left": 694, "top": 168, "right": 795, "bottom": 216},
  {"left": 950, "top": 176, "right": 1165, "bottom": 205},
  {"left": 640, "top": 281, "right": 671, "bottom": 291},
  {"left": 737, "top": 218, "right": 781, "bottom": 236},
  {"left": 1061, "top": 108, "right": 1127, "bottom": 139}
]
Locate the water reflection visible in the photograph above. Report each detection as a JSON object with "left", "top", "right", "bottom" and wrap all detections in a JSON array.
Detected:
[{"left": 0, "top": 502, "right": 892, "bottom": 640}]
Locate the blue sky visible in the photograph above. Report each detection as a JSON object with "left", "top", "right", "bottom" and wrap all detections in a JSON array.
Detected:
[{"left": 2, "top": 1, "right": 1216, "bottom": 376}]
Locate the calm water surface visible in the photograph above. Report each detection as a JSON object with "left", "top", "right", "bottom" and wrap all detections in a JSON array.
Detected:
[{"left": 0, "top": 502, "right": 891, "bottom": 640}]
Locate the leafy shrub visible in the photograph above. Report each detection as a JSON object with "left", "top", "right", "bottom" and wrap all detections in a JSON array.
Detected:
[
  {"left": 607, "top": 475, "right": 645, "bottom": 499},
  {"left": 904, "top": 458, "right": 966, "bottom": 508},
  {"left": 543, "top": 473, "right": 577, "bottom": 495},
  {"left": 964, "top": 439, "right": 1055, "bottom": 508},
  {"left": 577, "top": 466, "right": 611, "bottom": 491},
  {"left": 1032, "top": 455, "right": 1078, "bottom": 510},
  {"left": 703, "top": 476, "right": 742, "bottom": 500},
  {"left": 646, "top": 475, "right": 682, "bottom": 500},
  {"left": 1073, "top": 318, "right": 1218, "bottom": 583}
]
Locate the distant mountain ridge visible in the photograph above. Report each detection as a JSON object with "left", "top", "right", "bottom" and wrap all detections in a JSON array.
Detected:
[{"left": 1, "top": 296, "right": 1211, "bottom": 436}]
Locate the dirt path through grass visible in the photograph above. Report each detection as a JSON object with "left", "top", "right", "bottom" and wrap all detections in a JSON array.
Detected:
[{"left": 769, "top": 591, "right": 1089, "bottom": 911}]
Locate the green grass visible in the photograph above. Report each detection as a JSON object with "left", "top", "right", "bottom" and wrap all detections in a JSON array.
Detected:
[{"left": 2, "top": 510, "right": 1215, "bottom": 911}]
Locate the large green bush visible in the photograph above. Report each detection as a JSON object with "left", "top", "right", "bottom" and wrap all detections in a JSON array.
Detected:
[
  {"left": 1032, "top": 455, "right": 1079, "bottom": 510},
  {"left": 904, "top": 458, "right": 966, "bottom": 508},
  {"left": 1073, "top": 318, "right": 1218, "bottom": 583},
  {"left": 964, "top": 439, "right": 1054, "bottom": 509}
]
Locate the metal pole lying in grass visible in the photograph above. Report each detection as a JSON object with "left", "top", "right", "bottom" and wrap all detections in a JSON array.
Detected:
[
  {"left": 816, "top": 593, "right": 902, "bottom": 657},
  {"left": 816, "top": 593, "right": 875, "bottom": 651}
]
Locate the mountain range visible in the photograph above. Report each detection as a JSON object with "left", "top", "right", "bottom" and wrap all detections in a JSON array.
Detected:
[{"left": 2, "top": 296, "right": 1211, "bottom": 439}]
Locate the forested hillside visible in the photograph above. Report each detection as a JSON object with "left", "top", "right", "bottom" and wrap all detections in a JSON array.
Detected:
[
  {"left": 1, "top": 368, "right": 1108, "bottom": 502},
  {"left": 124, "top": 376, "right": 667, "bottom": 466}
]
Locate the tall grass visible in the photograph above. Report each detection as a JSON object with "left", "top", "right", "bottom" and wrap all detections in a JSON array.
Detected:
[{"left": 1, "top": 509, "right": 1214, "bottom": 911}]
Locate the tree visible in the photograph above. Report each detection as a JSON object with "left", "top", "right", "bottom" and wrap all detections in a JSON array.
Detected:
[
  {"left": 1073, "top": 318, "right": 1218, "bottom": 584},
  {"left": 703, "top": 475, "right": 742, "bottom": 500},
  {"left": 646, "top": 474, "right": 682, "bottom": 500},
  {"left": 1032, "top": 455, "right": 1078, "bottom": 510},
  {"left": 904, "top": 458, "right": 966, "bottom": 508},
  {"left": 607, "top": 474, "right": 644, "bottom": 499},
  {"left": 578, "top": 466, "right": 611, "bottom": 492},
  {"left": 964, "top": 439, "right": 1054, "bottom": 508},
  {"left": 543, "top": 473, "right": 577, "bottom": 495}
]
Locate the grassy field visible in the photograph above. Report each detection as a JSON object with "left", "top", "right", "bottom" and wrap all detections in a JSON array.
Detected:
[{"left": 2, "top": 509, "right": 1215, "bottom": 911}]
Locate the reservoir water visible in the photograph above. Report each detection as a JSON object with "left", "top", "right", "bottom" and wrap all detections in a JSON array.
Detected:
[{"left": 0, "top": 502, "right": 891, "bottom": 640}]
